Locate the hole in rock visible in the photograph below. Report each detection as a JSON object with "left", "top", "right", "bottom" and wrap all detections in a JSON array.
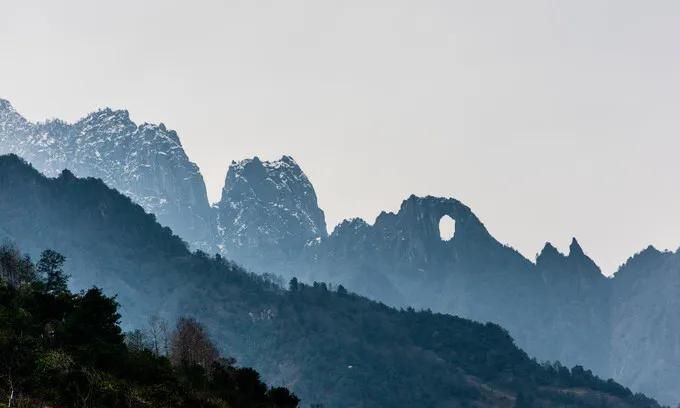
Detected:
[{"left": 438, "top": 215, "right": 456, "bottom": 241}]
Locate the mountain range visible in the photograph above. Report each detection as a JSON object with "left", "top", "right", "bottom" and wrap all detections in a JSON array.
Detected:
[
  {"left": 1, "top": 99, "right": 678, "bottom": 405},
  {"left": 0, "top": 99, "right": 214, "bottom": 249},
  {"left": 0, "top": 154, "right": 664, "bottom": 408}
]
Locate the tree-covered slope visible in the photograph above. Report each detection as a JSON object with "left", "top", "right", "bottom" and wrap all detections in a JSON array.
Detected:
[
  {"left": 0, "top": 245, "right": 299, "bottom": 408},
  {"left": 0, "top": 155, "right": 662, "bottom": 408}
]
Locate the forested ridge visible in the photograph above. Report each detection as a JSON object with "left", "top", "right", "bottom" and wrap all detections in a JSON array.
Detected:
[
  {"left": 0, "top": 245, "right": 299, "bottom": 407},
  {"left": 0, "top": 154, "right": 665, "bottom": 407}
]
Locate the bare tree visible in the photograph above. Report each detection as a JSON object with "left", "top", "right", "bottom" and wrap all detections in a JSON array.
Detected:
[
  {"left": 147, "top": 315, "right": 170, "bottom": 356},
  {"left": 2, "top": 367, "right": 15, "bottom": 408},
  {"left": 0, "top": 244, "right": 35, "bottom": 287},
  {"left": 147, "top": 315, "right": 161, "bottom": 355},
  {"left": 159, "top": 318, "right": 170, "bottom": 356},
  {"left": 125, "top": 329, "right": 148, "bottom": 352},
  {"left": 169, "top": 317, "right": 219, "bottom": 369}
]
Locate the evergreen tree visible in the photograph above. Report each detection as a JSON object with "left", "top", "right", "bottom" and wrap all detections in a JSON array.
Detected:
[
  {"left": 37, "top": 249, "right": 69, "bottom": 294},
  {"left": 0, "top": 246, "right": 301, "bottom": 407}
]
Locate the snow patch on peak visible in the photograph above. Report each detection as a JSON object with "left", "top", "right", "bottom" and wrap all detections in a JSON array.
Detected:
[
  {"left": 331, "top": 218, "right": 371, "bottom": 236},
  {"left": 230, "top": 155, "right": 302, "bottom": 174},
  {"left": 0, "top": 98, "right": 17, "bottom": 113},
  {"left": 0, "top": 99, "right": 213, "bottom": 251},
  {"left": 216, "top": 154, "right": 327, "bottom": 266},
  {"left": 79, "top": 107, "right": 131, "bottom": 126}
]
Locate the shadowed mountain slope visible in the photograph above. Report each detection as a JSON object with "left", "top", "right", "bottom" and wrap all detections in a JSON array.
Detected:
[
  {"left": 0, "top": 154, "right": 663, "bottom": 408},
  {"left": 0, "top": 99, "right": 214, "bottom": 250}
]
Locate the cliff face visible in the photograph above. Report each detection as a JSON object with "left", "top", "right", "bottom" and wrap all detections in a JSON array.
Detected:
[
  {"left": 214, "top": 156, "right": 327, "bottom": 271},
  {"left": 608, "top": 247, "right": 680, "bottom": 404},
  {"left": 0, "top": 154, "right": 664, "bottom": 408},
  {"left": 311, "top": 197, "right": 610, "bottom": 374},
  {"left": 535, "top": 240, "right": 611, "bottom": 375},
  {"left": 212, "top": 159, "right": 680, "bottom": 404},
  {"left": 0, "top": 99, "right": 214, "bottom": 249},
  {"left": 3, "top": 96, "right": 680, "bottom": 404}
]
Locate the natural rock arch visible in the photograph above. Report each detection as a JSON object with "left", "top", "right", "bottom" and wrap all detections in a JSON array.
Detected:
[{"left": 438, "top": 215, "right": 456, "bottom": 241}]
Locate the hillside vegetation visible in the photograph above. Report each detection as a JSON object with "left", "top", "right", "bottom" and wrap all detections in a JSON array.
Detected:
[
  {"left": 0, "top": 154, "right": 664, "bottom": 408},
  {"left": 0, "top": 244, "right": 299, "bottom": 407}
]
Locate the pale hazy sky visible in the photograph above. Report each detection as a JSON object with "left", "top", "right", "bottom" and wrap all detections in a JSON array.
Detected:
[{"left": 2, "top": 0, "right": 679, "bottom": 274}]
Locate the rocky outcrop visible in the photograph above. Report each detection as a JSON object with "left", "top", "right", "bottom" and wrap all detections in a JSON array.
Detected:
[
  {"left": 212, "top": 158, "right": 680, "bottom": 404},
  {"left": 609, "top": 247, "right": 680, "bottom": 404},
  {"left": 4, "top": 96, "right": 680, "bottom": 404},
  {"left": 0, "top": 99, "right": 214, "bottom": 249},
  {"left": 535, "top": 239, "right": 611, "bottom": 375},
  {"left": 214, "top": 156, "right": 326, "bottom": 271},
  {"left": 0, "top": 153, "right": 665, "bottom": 408}
]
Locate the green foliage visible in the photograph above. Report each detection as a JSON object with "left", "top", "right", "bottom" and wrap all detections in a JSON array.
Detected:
[
  {"left": 37, "top": 249, "right": 69, "bottom": 295},
  {"left": 0, "top": 246, "right": 299, "bottom": 408}
]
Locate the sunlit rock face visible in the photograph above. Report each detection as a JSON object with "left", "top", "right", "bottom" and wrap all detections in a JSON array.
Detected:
[
  {"left": 214, "top": 156, "right": 327, "bottom": 271},
  {"left": 0, "top": 99, "right": 215, "bottom": 250}
]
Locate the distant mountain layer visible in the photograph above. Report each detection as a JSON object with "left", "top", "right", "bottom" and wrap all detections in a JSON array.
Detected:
[
  {"left": 225, "top": 158, "right": 680, "bottom": 406},
  {"left": 0, "top": 154, "right": 663, "bottom": 408},
  {"left": 1, "top": 99, "right": 679, "bottom": 405},
  {"left": 0, "top": 99, "right": 214, "bottom": 249}
]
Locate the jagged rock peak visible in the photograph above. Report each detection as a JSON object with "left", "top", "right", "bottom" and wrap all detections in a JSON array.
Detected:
[
  {"left": 137, "top": 122, "right": 182, "bottom": 146},
  {"left": 641, "top": 244, "right": 662, "bottom": 255},
  {"left": 331, "top": 217, "right": 371, "bottom": 236},
  {"left": 570, "top": 237, "right": 605, "bottom": 277},
  {"left": 59, "top": 168, "right": 77, "bottom": 180},
  {"left": 615, "top": 245, "right": 667, "bottom": 276},
  {"left": 537, "top": 237, "right": 604, "bottom": 280},
  {"left": 374, "top": 194, "right": 489, "bottom": 240},
  {"left": 537, "top": 242, "right": 564, "bottom": 263},
  {"left": 215, "top": 155, "right": 328, "bottom": 263},
  {"left": 221, "top": 155, "right": 324, "bottom": 215},
  {"left": 568, "top": 237, "right": 585, "bottom": 257},
  {"left": 0, "top": 99, "right": 214, "bottom": 251},
  {"left": 0, "top": 99, "right": 27, "bottom": 125},
  {"left": 397, "top": 194, "right": 474, "bottom": 215},
  {"left": 0, "top": 98, "right": 16, "bottom": 112},
  {"left": 0, "top": 153, "right": 30, "bottom": 168},
  {"left": 82, "top": 106, "right": 131, "bottom": 121},
  {"left": 226, "top": 155, "right": 305, "bottom": 181},
  {"left": 75, "top": 107, "right": 135, "bottom": 133},
  {"left": 75, "top": 108, "right": 185, "bottom": 145}
]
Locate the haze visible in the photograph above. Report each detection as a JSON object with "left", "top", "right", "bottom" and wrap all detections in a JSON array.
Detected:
[{"left": 1, "top": 0, "right": 679, "bottom": 274}]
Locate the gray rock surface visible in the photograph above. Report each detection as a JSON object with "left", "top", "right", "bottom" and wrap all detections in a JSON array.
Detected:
[
  {"left": 214, "top": 155, "right": 327, "bottom": 271},
  {"left": 0, "top": 99, "right": 214, "bottom": 250},
  {"left": 2, "top": 97, "right": 679, "bottom": 405}
]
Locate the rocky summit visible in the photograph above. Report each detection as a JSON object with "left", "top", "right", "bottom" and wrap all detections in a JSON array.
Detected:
[
  {"left": 0, "top": 99, "right": 214, "bottom": 250},
  {"left": 211, "top": 159, "right": 680, "bottom": 405},
  {"left": 2, "top": 98, "right": 680, "bottom": 405},
  {"left": 0, "top": 153, "right": 664, "bottom": 408},
  {"left": 215, "top": 155, "right": 327, "bottom": 271}
]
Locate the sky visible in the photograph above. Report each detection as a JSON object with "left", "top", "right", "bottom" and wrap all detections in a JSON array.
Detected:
[{"left": 1, "top": 0, "right": 679, "bottom": 274}]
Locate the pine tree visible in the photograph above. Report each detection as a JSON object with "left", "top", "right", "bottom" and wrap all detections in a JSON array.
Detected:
[{"left": 37, "top": 249, "right": 69, "bottom": 294}]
